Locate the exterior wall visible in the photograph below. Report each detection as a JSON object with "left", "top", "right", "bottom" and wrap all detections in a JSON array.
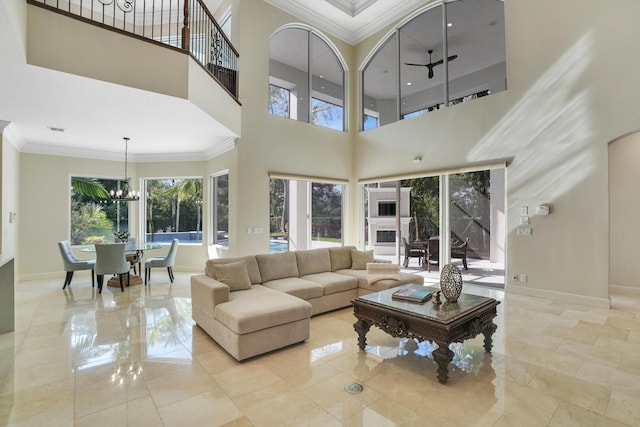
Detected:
[{"left": 366, "top": 187, "right": 411, "bottom": 255}]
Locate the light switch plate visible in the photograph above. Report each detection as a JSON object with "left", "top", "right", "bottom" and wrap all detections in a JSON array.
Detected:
[
  {"left": 520, "top": 206, "right": 528, "bottom": 216},
  {"left": 517, "top": 227, "right": 532, "bottom": 236}
]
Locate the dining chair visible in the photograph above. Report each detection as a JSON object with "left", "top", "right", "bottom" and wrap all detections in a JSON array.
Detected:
[
  {"left": 58, "top": 240, "right": 95, "bottom": 289},
  {"left": 95, "top": 243, "right": 130, "bottom": 293},
  {"left": 144, "top": 239, "right": 179, "bottom": 285},
  {"left": 124, "top": 236, "right": 141, "bottom": 275}
]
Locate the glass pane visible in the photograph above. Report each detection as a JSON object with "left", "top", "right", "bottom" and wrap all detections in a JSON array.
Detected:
[
  {"left": 70, "top": 177, "right": 127, "bottom": 245},
  {"left": 269, "top": 28, "right": 309, "bottom": 122},
  {"left": 145, "top": 178, "right": 203, "bottom": 244},
  {"left": 311, "top": 183, "right": 343, "bottom": 247},
  {"left": 449, "top": 171, "right": 490, "bottom": 271},
  {"left": 446, "top": 0, "right": 506, "bottom": 105},
  {"left": 269, "top": 178, "right": 289, "bottom": 252},
  {"left": 213, "top": 174, "right": 229, "bottom": 245},
  {"left": 364, "top": 181, "right": 407, "bottom": 262},
  {"left": 269, "top": 84, "right": 290, "bottom": 118},
  {"left": 400, "top": 5, "right": 444, "bottom": 119},
  {"left": 362, "top": 33, "right": 398, "bottom": 129},
  {"left": 310, "top": 34, "right": 344, "bottom": 131}
]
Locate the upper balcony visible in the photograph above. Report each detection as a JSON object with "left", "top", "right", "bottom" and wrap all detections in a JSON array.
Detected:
[{"left": 22, "top": 0, "right": 241, "bottom": 150}]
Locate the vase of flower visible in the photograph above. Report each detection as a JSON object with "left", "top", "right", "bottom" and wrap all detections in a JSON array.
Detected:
[
  {"left": 114, "top": 230, "right": 130, "bottom": 243},
  {"left": 440, "top": 264, "right": 463, "bottom": 302}
]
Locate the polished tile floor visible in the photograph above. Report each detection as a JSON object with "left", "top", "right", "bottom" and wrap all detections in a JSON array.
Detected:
[{"left": 1, "top": 272, "right": 639, "bottom": 426}]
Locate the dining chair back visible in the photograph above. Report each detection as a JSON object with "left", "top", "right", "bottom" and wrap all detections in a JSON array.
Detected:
[
  {"left": 95, "top": 243, "right": 130, "bottom": 293},
  {"left": 144, "top": 239, "right": 179, "bottom": 285},
  {"left": 58, "top": 240, "right": 95, "bottom": 289}
]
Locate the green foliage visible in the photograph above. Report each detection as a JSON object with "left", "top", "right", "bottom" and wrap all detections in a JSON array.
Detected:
[{"left": 70, "top": 200, "right": 113, "bottom": 245}]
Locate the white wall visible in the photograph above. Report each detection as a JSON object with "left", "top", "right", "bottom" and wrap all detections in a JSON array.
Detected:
[
  {"left": 17, "top": 152, "right": 210, "bottom": 279},
  {"left": 351, "top": 0, "right": 640, "bottom": 307},
  {"left": 11, "top": 0, "right": 640, "bottom": 308},
  {"left": 1, "top": 125, "right": 19, "bottom": 264}
]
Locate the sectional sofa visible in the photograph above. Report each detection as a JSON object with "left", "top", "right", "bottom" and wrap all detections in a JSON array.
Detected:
[{"left": 190, "top": 246, "right": 424, "bottom": 360}]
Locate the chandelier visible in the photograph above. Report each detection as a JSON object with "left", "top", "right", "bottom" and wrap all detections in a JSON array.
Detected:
[{"left": 110, "top": 137, "right": 140, "bottom": 202}]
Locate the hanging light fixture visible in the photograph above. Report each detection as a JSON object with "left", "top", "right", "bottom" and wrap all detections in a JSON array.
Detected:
[{"left": 110, "top": 137, "right": 140, "bottom": 202}]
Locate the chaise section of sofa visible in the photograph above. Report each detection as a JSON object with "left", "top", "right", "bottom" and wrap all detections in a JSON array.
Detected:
[{"left": 191, "top": 256, "right": 312, "bottom": 361}]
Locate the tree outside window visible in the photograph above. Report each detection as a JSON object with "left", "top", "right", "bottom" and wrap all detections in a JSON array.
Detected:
[
  {"left": 145, "top": 178, "right": 203, "bottom": 244},
  {"left": 211, "top": 173, "right": 229, "bottom": 245},
  {"left": 70, "top": 176, "right": 129, "bottom": 245}
]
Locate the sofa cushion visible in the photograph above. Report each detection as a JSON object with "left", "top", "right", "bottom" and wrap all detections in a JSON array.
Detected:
[
  {"left": 329, "top": 246, "right": 356, "bottom": 271},
  {"left": 350, "top": 250, "right": 374, "bottom": 270},
  {"left": 256, "top": 252, "right": 299, "bottom": 282},
  {"left": 296, "top": 248, "right": 331, "bottom": 276},
  {"left": 262, "top": 277, "right": 324, "bottom": 300},
  {"left": 338, "top": 269, "right": 424, "bottom": 293},
  {"left": 212, "top": 261, "right": 252, "bottom": 291},
  {"left": 301, "top": 272, "right": 358, "bottom": 295},
  {"left": 214, "top": 285, "right": 312, "bottom": 335},
  {"left": 206, "top": 256, "right": 262, "bottom": 285}
]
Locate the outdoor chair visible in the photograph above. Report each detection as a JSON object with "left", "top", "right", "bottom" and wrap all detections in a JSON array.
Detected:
[
  {"left": 402, "top": 237, "right": 424, "bottom": 267},
  {"left": 58, "top": 240, "right": 95, "bottom": 289},
  {"left": 144, "top": 239, "right": 179, "bottom": 285},
  {"left": 451, "top": 237, "right": 470, "bottom": 270},
  {"left": 95, "top": 243, "right": 130, "bottom": 293},
  {"left": 425, "top": 238, "right": 439, "bottom": 272}
]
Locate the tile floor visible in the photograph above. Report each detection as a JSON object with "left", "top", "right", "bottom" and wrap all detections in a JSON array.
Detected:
[{"left": 1, "top": 272, "right": 639, "bottom": 426}]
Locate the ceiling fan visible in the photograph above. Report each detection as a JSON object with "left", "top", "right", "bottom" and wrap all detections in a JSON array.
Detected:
[{"left": 404, "top": 49, "right": 458, "bottom": 79}]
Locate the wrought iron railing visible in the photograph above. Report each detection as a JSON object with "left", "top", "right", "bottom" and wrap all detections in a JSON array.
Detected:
[{"left": 28, "top": 0, "right": 239, "bottom": 99}]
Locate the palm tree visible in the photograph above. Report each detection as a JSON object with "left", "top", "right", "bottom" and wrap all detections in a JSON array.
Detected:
[
  {"left": 181, "top": 178, "right": 203, "bottom": 240},
  {"left": 71, "top": 177, "right": 110, "bottom": 199}
]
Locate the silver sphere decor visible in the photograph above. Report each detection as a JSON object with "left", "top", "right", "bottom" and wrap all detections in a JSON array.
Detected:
[{"left": 440, "top": 264, "right": 463, "bottom": 302}]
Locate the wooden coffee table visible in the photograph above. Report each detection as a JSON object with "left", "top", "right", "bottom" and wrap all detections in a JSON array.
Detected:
[{"left": 352, "top": 285, "right": 500, "bottom": 384}]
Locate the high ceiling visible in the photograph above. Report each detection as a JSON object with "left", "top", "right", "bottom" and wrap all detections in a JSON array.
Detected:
[
  {"left": 0, "top": 0, "right": 456, "bottom": 160},
  {"left": 264, "top": 0, "right": 432, "bottom": 45}
]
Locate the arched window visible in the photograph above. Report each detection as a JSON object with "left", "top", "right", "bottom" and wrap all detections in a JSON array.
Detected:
[
  {"left": 362, "top": 0, "right": 506, "bottom": 130},
  {"left": 269, "top": 26, "right": 347, "bottom": 132}
]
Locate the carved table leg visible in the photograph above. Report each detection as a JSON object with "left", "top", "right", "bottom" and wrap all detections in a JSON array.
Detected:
[
  {"left": 433, "top": 342, "right": 454, "bottom": 384},
  {"left": 353, "top": 318, "right": 371, "bottom": 350},
  {"left": 482, "top": 322, "right": 498, "bottom": 353}
]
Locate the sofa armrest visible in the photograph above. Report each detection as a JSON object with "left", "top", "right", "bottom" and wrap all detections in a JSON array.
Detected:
[{"left": 190, "top": 274, "right": 230, "bottom": 319}]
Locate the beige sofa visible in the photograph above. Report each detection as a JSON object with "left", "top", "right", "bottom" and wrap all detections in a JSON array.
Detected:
[{"left": 190, "top": 246, "right": 424, "bottom": 360}]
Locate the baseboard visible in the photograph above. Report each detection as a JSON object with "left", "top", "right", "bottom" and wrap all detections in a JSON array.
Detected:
[
  {"left": 610, "top": 284, "right": 640, "bottom": 296},
  {"left": 508, "top": 284, "right": 611, "bottom": 309}
]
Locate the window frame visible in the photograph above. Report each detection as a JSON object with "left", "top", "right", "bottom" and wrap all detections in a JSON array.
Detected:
[
  {"left": 210, "top": 171, "right": 229, "bottom": 246},
  {"left": 268, "top": 25, "right": 348, "bottom": 132}
]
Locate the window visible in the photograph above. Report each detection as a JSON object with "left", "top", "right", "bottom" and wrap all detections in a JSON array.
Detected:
[
  {"left": 363, "top": 113, "right": 379, "bottom": 131},
  {"left": 269, "top": 84, "right": 291, "bottom": 118},
  {"left": 211, "top": 173, "right": 229, "bottom": 245},
  {"left": 144, "top": 178, "right": 203, "bottom": 244},
  {"left": 270, "top": 177, "right": 344, "bottom": 251},
  {"left": 378, "top": 201, "right": 396, "bottom": 217},
  {"left": 377, "top": 230, "right": 395, "bottom": 243},
  {"left": 311, "top": 97, "right": 343, "bottom": 131},
  {"left": 269, "top": 26, "right": 346, "bottom": 131},
  {"left": 362, "top": 0, "right": 506, "bottom": 129},
  {"left": 70, "top": 177, "right": 129, "bottom": 245}
]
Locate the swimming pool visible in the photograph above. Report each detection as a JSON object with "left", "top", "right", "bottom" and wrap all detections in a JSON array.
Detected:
[{"left": 217, "top": 240, "right": 289, "bottom": 253}]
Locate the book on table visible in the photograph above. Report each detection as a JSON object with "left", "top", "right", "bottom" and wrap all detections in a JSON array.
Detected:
[{"left": 392, "top": 286, "right": 433, "bottom": 303}]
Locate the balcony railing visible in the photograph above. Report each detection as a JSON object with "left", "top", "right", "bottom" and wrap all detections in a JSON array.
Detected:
[{"left": 28, "top": 0, "right": 239, "bottom": 99}]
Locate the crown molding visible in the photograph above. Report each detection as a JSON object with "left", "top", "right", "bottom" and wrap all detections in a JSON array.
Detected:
[
  {"left": 204, "top": 136, "right": 237, "bottom": 159},
  {"left": 264, "top": 0, "right": 430, "bottom": 45}
]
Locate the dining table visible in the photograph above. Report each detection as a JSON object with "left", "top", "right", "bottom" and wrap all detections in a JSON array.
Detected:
[{"left": 81, "top": 242, "right": 163, "bottom": 287}]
